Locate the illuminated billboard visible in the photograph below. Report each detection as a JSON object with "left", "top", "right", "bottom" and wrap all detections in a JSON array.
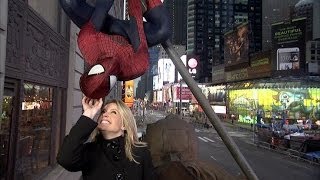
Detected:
[
  {"left": 186, "top": 54, "right": 200, "bottom": 79},
  {"left": 228, "top": 88, "right": 320, "bottom": 124},
  {"left": 158, "top": 58, "right": 175, "bottom": 88},
  {"left": 202, "top": 85, "right": 226, "bottom": 105},
  {"left": 276, "top": 47, "right": 300, "bottom": 70},
  {"left": 224, "top": 23, "right": 249, "bottom": 67},
  {"left": 153, "top": 75, "right": 159, "bottom": 90},
  {"left": 272, "top": 18, "right": 306, "bottom": 72},
  {"left": 124, "top": 80, "right": 134, "bottom": 107},
  {"left": 177, "top": 55, "right": 187, "bottom": 81}
]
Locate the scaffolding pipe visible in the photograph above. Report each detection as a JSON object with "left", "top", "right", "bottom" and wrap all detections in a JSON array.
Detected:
[{"left": 161, "top": 40, "right": 259, "bottom": 180}]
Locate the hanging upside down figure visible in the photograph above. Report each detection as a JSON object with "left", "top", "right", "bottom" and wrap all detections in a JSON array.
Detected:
[{"left": 59, "top": 0, "right": 171, "bottom": 99}]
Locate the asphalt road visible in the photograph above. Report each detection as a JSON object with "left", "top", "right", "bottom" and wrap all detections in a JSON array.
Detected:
[
  {"left": 140, "top": 111, "right": 320, "bottom": 180},
  {"left": 196, "top": 126, "right": 320, "bottom": 180}
]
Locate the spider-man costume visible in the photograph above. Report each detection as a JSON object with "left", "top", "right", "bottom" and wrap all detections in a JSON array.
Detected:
[{"left": 59, "top": 0, "right": 171, "bottom": 98}]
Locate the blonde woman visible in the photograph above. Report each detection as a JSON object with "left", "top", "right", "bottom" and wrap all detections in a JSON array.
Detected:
[{"left": 57, "top": 97, "right": 154, "bottom": 180}]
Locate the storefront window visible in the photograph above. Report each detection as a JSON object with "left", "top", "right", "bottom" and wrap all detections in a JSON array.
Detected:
[{"left": 15, "top": 83, "right": 53, "bottom": 179}]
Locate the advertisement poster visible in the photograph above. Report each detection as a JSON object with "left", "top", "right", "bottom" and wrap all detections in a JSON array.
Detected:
[
  {"left": 224, "top": 23, "right": 249, "bottom": 67},
  {"left": 124, "top": 80, "right": 134, "bottom": 107},
  {"left": 158, "top": 58, "right": 175, "bottom": 87},
  {"left": 277, "top": 47, "right": 300, "bottom": 70},
  {"left": 201, "top": 85, "right": 226, "bottom": 105},
  {"left": 272, "top": 18, "right": 306, "bottom": 73},
  {"left": 228, "top": 88, "right": 320, "bottom": 124}
]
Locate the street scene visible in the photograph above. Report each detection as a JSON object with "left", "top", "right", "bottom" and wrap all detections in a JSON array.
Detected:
[
  {"left": 136, "top": 110, "right": 320, "bottom": 180},
  {"left": 0, "top": 0, "right": 320, "bottom": 180}
]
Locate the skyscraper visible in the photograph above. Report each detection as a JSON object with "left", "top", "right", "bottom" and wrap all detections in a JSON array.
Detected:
[
  {"left": 187, "top": 0, "right": 216, "bottom": 83},
  {"left": 187, "top": 0, "right": 262, "bottom": 83},
  {"left": 262, "top": 0, "right": 299, "bottom": 50},
  {"left": 163, "top": 0, "right": 188, "bottom": 45},
  {"left": 294, "top": 0, "right": 320, "bottom": 41}
]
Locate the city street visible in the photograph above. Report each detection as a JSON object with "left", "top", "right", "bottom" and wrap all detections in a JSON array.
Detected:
[{"left": 141, "top": 110, "right": 320, "bottom": 180}]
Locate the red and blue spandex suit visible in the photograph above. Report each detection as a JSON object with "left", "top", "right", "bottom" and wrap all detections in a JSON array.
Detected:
[{"left": 59, "top": 0, "right": 171, "bottom": 98}]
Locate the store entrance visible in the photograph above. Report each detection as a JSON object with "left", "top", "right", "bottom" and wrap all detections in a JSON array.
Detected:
[{"left": 1, "top": 80, "right": 18, "bottom": 180}]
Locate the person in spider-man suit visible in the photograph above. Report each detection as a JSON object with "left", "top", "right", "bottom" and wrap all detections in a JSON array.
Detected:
[{"left": 59, "top": 0, "right": 171, "bottom": 99}]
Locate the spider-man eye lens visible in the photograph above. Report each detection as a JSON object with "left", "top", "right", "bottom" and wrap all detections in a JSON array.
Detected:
[{"left": 88, "top": 64, "right": 105, "bottom": 75}]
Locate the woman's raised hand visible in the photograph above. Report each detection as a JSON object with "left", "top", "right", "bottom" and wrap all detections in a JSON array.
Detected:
[{"left": 82, "top": 96, "right": 103, "bottom": 120}]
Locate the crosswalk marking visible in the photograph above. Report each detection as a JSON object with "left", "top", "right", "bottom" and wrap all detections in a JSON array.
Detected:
[
  {"left": 198, "top": 137, "right": 208, "bottom": 142},
  {"left": 203, "top": 137, "right": 215, "bottom": 143}
]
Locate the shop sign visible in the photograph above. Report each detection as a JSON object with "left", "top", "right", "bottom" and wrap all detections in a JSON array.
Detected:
[{"left": 176, "top": 87, "right": 192, "bottom": 100}]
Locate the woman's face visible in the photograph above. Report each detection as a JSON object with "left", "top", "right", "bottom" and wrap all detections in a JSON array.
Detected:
[{"left": 98, "top": 103, "right": 124, "bottom": 137}]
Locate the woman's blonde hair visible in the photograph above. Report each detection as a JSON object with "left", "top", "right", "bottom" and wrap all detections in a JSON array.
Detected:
[{"left": 90, "top": 99, "right": 146, "bottom": 163}]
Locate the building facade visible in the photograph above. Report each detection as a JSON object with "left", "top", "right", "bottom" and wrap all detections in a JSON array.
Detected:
[
  {"left": 293, "top": 0, "right": 320, "bottom": 41},
  {"left": 206, "top": 1, "right": 320, "bottom": 125},
  {"left": 187, "top": 0, "right": 262, "bottom": 83},
  {"left": 262, "top": 0, "right": 300, "bottom": 51},
  {"left": 164, "top": 0, "right": 188, "bottom": 45},
  {"left": 0, "top": 0, "right": 123, "bottom": 179},
  {"left": 0, "top": 0, "right": 70, "bottom": 179}
]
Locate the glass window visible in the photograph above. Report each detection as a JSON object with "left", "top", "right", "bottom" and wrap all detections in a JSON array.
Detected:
[{"left": 15, "top": 83, "right": 53, "bottom": 179}]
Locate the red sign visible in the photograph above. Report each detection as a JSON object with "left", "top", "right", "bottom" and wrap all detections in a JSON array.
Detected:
[{"left": 176, "top": 87, "right": 192, "bottom": 100}]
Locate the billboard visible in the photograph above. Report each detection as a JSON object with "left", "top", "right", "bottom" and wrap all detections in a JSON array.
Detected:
[
  {"left": 224, "top": 23, "right": 249, "bottom": 67},
  {"left": 124, "top": 80, "right": 134, "bottom": 107},
  {"left": 228, "top": 88, "right": 320, "bottom": 124},
  {"left": 177, "top": 55, "right": 187, "bottom": 81},
  {"left": 153, "top": 75, "right": 159, "bottom": 90},
  {"left": 276, "top": 47, "right": 300, "bottom": 70},
  {"left": 186, "top": 54, "right": 200, "bottom": 79},
  {"left": 272, "top": 18, "right": 306, "bottom": 73},
  {"left": 158, "top": 58, "right": 175, "bottom": 88},
  {"left": 202, "top": 85, "right": 226, "bottom": 105}
]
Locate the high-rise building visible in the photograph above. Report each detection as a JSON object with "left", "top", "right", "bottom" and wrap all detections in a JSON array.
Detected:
[
  {"left": 187, "top": 0, "right": 262, "bottom": 83},
  {"left": 163, "top": 0, "right": 188, "bottom": 45},
  {"left": 294, "top": 0, "right": 320, "bottom": 75},
  {"left": 294, "top": 0, "right": 320, "bottom": 41},
  {"left": 187, "top": 0, "right": 216, "bottom": 83},
  {"left": 262, "top": 0, "right": 299, "bottom": 50}
]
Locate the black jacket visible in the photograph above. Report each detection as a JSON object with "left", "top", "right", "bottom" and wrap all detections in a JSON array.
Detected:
[{"left": 57, "top": 115, "right": 155, "bottom": 180}]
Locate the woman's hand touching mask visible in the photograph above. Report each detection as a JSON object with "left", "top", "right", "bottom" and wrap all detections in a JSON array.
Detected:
[{"left": 82, "top": 96, "right": 103, "bottom": 120}]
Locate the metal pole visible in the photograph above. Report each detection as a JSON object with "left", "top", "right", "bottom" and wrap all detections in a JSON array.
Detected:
[
  {"left": 161, "top": 40, "right": 259, "bottom": 180},
  {"left": 179, "top": 80, "right": 182, "bottom": 117}
]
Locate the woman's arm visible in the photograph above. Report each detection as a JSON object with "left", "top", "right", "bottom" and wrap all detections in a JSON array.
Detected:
[
  {"left": 57, "top": 97, "right": 103, "bottom": 171},
  {"left": 56, "top": 115, "right": 98, "bottom": 171}
]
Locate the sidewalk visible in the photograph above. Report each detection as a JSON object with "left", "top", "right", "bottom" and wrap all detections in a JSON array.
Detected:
[{"left": 42, "top": 165, "right": 81, "bottom": 180}]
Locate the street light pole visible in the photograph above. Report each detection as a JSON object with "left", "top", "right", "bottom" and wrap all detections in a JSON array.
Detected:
[{"left": 161, "top": 40, "right": 258, "bottom": 180}]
